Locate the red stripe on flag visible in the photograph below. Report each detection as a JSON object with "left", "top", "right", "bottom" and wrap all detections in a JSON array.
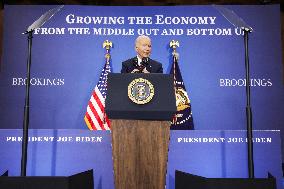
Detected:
[
  {"left": 92, "top": 92, "right": 104, "bottom": 112},
  {"left": 88, "top": 100, "right": 105, "bottom": 130}
]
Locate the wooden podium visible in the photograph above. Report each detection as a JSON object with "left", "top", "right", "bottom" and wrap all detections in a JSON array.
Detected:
[{"left": 106, "top": 73, "right": 176, "bottom": 189}]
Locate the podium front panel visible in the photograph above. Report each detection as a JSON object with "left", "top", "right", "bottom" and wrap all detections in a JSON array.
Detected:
[{"left": 106, "top": 73, "right": 176, "bottom": 120}]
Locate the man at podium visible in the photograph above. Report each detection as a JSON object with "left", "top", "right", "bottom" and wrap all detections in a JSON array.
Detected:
[{"left": 121, "top": 35, "right": 163, "bottom": 73}]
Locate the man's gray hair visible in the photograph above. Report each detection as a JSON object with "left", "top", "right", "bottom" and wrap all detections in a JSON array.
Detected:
[{"left": 135, "top": 35, "right": 151, "bottom": 46}]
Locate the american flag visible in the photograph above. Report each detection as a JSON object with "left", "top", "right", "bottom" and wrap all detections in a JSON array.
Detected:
[{"left": 84, "top": 60, "right": 112, "bottom": 130}]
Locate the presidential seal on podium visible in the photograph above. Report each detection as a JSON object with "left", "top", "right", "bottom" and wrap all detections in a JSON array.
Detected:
[{"left": 128, "top": 78, "right": 154, "bottom": 105}]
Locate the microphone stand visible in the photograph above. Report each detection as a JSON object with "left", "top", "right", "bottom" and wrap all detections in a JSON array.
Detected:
[
  {"left": 19, "top": 5, "right": 64, "bottom": 177},
  {"left": 244, "top": 28, "right": 254, "bottom": 178},
  {"left": 21, "top": 31, "right": 33, "bottom": 176},
  {"left": 212, "top": 5, "right": 255, "bottom": 178}
]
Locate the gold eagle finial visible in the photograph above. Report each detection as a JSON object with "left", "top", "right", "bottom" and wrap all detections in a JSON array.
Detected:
[
  {"left": 103, "top": 40, "right": 113, "bottom": 50},
  {"left": 170, "top": 40, "right": 180, "bottom": 60},
  {"left": 103, "top": 40, "right": 112, "bottom": 60},
  {"left": 170, "top": 40, "right": 179, "bottom": 51}
]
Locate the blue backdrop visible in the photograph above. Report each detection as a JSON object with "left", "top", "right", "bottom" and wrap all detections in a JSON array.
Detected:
[{"left": 0, "top": 5, "right": 283, "bottom": 160}]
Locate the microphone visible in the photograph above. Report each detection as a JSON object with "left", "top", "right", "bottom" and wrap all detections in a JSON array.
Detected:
[
  {"left": 133, "top": 57, "right": 139, "bottom": 67},
  {"left": 142, "top": 57, "right": 149, "bottom": 66},
  {"left": 132, "top": 57, "right": 150, "bottom": 73}
]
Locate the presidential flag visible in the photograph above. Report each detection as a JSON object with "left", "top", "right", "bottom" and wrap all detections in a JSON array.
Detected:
[
  {"left": 170, "top": 56, "right": 194, "bottom": 130},
  {"left": 84, "top": 59, "right": 112, "bottom": 130}
]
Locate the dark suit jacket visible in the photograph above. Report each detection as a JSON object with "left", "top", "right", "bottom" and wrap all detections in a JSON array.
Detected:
[{"left": 121, "top": 57, "right": 163, "bottom": 73}]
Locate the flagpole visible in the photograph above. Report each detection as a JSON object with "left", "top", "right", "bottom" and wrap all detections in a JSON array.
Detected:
[
  {"left": 170, "top": 40, "right": 179, "bottom": 125},
  {"left": 169, "top": 40, "right": 180, "bottom": 77},
  {"left": 103, "top": 40, "right": 112, "bottom": 125}
]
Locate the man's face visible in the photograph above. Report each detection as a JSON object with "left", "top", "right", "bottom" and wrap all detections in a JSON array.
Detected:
[{"left": 135, "top": 38, "right": 152, "bottom": 59}]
